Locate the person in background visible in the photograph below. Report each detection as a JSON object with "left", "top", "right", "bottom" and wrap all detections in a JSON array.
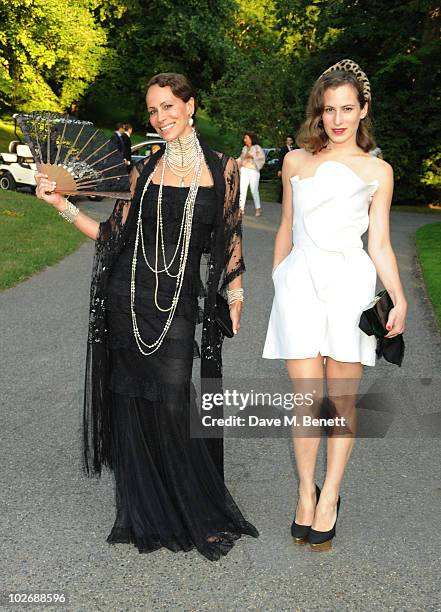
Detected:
[
  {"left": 236, "top": 131, "right": 265, "bottom": 216},
  {"left": 121, "top": 123, "right": 133, "bottom": 172},
  {"left": 277, "top": 135, "right": 295, "bottom": 203},
  {"left": 110, "top": 123, "right": 125, "bottom": 155},
  {"left": 69, "top": 101, "right": 79, "bottom": 118}
]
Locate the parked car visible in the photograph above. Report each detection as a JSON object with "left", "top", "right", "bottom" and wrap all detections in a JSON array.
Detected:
[
  {"left": 0, "top": 139, "right": 37, "bottom": 192},
  {"left": 260, "top": 147, "right": 279, "bottom": 181},
  {"left": 131, "top": 133, "right": 165, "bottom": 164}
]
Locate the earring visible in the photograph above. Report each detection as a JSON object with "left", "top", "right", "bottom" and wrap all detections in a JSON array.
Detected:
[
  {"left": 318, "top": 119, "right": 324, "bottom": 128},
  {"left": 188, "top": 116, "right": 194, "bottom": 127}
]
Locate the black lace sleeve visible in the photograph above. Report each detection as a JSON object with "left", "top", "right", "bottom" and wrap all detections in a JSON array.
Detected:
[
  {"left": 199, "top": 150, "right": 245, "bottom": 477},
  {"left": 200, "top": 153, "right": 244, "bottom": 375},
  {"left": 220, "top": 156, "right": 245, "bottom": 290},
  {"left": 83, "top": 159, "right": 152, "bottom": 476}
]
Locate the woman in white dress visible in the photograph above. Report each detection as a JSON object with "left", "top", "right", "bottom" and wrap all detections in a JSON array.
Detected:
[
  {"left": 263, "top": 60, "right": 407, "bottom": 550},
  {"left": 236, "top": 132, "right": 266, "bottom": 216}
]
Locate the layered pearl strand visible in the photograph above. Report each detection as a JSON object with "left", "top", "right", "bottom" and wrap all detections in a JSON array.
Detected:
[
  {"left": 165, "top": 129, "right": 200, "bottom": 187},
  {"left": 131, "top": 129, "right": 203, "bottom": 355}
]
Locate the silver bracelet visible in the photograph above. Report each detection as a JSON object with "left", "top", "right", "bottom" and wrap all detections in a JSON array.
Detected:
[
  {"left": 227, "top": 288, "right": 244, "bottom": 305},
  {"left": 58, "top": 198, "right": 80, "bottom": 224}
]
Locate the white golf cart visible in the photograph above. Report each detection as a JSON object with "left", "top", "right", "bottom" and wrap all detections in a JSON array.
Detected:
[{"left": 0, "top": 139, "right": 36, "bottom": 192}]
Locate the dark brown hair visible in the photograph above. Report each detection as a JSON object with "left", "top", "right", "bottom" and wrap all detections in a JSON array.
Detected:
[
  {"left": 244, "top": 131, "right": 259, "bottom": 145},
  {"left": 145, "top": 72, "right": 198, "bottom": 119},
  {"left": 296, "top": 70, "right": 375, "bottom": 153}
]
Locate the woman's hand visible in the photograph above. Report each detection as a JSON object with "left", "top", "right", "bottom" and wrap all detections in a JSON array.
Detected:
[
  {"left": 35, "top": 171, "right": 100, "bottom": 240},
  {"left": 229, "top": 300, "right": 242, "bottom": 335},
  {"left": 384, "top": 301, "right": 407, "bottom": 338},
  {"left": 35, "top": 173, "right": 66, "bottom": 210}
]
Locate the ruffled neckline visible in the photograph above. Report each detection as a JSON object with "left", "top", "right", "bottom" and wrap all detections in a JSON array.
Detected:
[{"left": 291, "top": 160, "right": 379, "bottom": 189}]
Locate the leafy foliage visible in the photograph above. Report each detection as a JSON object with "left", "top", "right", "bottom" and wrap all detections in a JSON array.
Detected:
[
  {"left": 0, "top": 0, "right": 439, "bottom": 201},
  {"left": 310, "top": 0, "right": 441, "bottom": 201},
  {"left": 208, "top": 0, "right": 441, "bottom": 202},
  {"left": 0, "top": 0, "right": 107, "bottom": 112},
  {"left": 207, "top": 0, "right": 342, "bottom": 144},
  {"left": 80, "top": 0, "right": 235, "bottom": 126}
]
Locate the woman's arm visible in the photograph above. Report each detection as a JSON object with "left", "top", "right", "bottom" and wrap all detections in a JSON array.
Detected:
[
  {"left": 236, "top": 146, "right": 246, "bottom": 167},
  {"left": 367, "top": 162, "right": 407, "bottom": 337},
  {"left": 272, "top": 151, "right": 296, "bottom": 270},
  {"left": 222, "top": 157, "right": 245, "bottom": 334},
  {"left": 252, "top": 145, "right": 266, "bottom": 171},
  {"left": 35, "top": 162, "right": 142, "bottom": 241},
  {"left": 35, "top": 173, "right": 100, "bottom": 240}
]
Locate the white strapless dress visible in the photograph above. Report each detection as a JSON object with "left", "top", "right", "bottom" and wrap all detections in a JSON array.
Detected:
[{"left": 262, "top": 161, "right": 379, "bottom": 366}]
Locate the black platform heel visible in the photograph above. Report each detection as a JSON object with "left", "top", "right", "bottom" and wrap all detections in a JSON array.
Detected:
[
  {"left": 291, "top": 484, "right": 321, "bottom": 545},
  {"left": 308, "top": 495, "right": 341, "bottom": 551}
]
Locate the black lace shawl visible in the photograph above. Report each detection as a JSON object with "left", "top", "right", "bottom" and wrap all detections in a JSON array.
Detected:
[{"left": 83, "top": 140, "right": 244, "bottom": 477}]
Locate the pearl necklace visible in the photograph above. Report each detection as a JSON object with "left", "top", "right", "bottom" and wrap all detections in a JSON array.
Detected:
[
  {"left": 166, "top": 129, "right": 199, "bottom": 186},
  {"left": 130, "top": 134, "right": 203, "bottom": 355}
]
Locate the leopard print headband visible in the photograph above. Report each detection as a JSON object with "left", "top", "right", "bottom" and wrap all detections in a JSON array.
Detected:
[{"left": 321, "top": 59, "right": 371, "bottom": 102}]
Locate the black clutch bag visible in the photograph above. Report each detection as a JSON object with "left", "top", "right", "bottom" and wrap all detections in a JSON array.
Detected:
[
  {"left": 215, "top": 292, "right": 235, "bottom": 338},
  {"left": 359, "top": 289, "right": 405, "bottom": 367},
  {"left": 359, "top": 290, "right": 394, "bottom": 338}
]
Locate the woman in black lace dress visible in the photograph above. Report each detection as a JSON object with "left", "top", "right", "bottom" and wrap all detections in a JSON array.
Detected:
[{"left": 35, "top": 73, "right": 258, "bottom": 561}]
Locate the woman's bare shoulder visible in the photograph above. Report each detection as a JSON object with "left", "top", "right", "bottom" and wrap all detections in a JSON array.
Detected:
[
  {"left": 284, "top": 148, "right": 311, "bottom": 172},
  {"left": 368, "top": 156, "right": 393, "bottom": 185}
]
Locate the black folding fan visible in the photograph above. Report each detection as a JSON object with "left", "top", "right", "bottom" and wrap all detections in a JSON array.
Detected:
[{"left": 16, "top": 111, "right": 131, "bottom": 199}]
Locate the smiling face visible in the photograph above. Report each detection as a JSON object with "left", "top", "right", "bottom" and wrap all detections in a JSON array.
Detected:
[
  {"left": 243, "top": 134, "right": 252, "bottom": 147},
  {"left": 321, "top": 84, "right": 368, "bottom": 146},
  {"left": 146, "top": 84, "right": 194, "bottom": 141}
]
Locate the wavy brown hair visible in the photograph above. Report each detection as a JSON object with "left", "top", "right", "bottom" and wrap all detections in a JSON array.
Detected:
[
  {"left": 145, "top": 72, "right": 198, "bottom": 120},
  {"left": 244, "top": 131, "right": 259, "bottom": 145},
  {"left": 296, "top": 70, "right": 375, "bottom": 153}
]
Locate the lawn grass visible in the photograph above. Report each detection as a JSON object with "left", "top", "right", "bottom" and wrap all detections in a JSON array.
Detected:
[
  {"left": 0, "top": 190, "right": 87, "bottom": 290},
  {"left": 415, "top": 222, "right": 441, "bottom": 330},
  {"left": 393, "top": 204, "right": 441, "bottom": 214},
  {"left": 259, "top": 180, "right": 279, "bottom": 203},
  {"left": 196, "top": 110, "right": 241, "bottom": 157},
  {"left": 0, "top": 117, "right": 18, "bottom": 151}
]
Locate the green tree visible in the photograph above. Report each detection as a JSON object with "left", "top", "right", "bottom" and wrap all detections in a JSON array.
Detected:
[
  {"left": 207, "top": 0, "right": 284, "bottom": 144},
  {"left": 80, "top": 0, "right": 235, "bottom": 126},
  {"left": 207, "top": 0, "right": 340, "bottom": 145},
  {"left": 210, "top": 0, "right": 440, "bottom": 202},
  {"left": 0, "top": 0, "right": 106, "bottom": 112},
  {"left": 316, "top": 0, "right": 441, "bottom": 202}
]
